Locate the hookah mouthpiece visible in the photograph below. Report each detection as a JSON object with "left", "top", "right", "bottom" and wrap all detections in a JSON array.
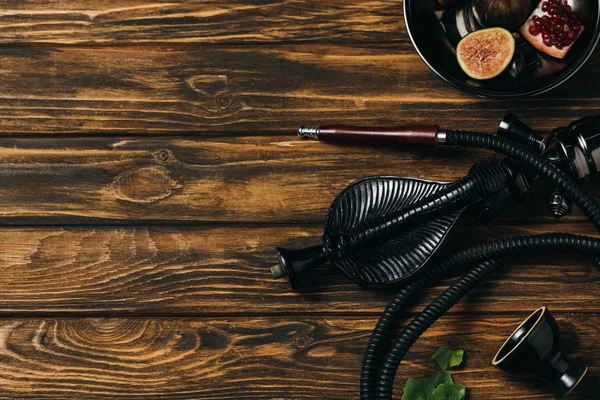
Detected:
[{"left": 298, "top": 124, "right": 445, "bottom": 148}]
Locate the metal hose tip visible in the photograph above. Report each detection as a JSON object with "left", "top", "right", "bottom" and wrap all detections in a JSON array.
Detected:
[{"left": 298, "top": 126, "right": 319, "bottom": 140}]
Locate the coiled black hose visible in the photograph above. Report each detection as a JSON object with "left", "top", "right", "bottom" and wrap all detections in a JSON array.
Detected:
[{"left": 360, "top": 130, "right": 600, "bottom": 399}]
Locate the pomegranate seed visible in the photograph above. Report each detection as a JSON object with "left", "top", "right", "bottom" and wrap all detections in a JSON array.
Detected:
[
  {"left": 528, "top": 0, "right": 581, "bottom": 50},
  {"left": 529, "top": 25, "right": 541, "bottom": 35}
]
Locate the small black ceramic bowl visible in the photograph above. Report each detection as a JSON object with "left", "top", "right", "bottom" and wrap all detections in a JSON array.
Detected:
[
  {"left": 404, "top": 0, "right": 600, "bottom": 98},
  {"left": 492, "top": 307, "right": 587, "bottom": 399}
]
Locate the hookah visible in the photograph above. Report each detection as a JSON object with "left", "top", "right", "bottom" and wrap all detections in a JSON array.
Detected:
[{"left": 270, "top": 114, "right": 600, "bottom": 399}]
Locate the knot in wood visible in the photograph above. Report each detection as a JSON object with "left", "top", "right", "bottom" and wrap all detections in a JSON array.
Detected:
[{"left": 112, "top": 166, "right": 178, "bottom": 204}]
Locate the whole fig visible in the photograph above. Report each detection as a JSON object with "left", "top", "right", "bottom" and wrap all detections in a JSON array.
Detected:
[{"left": 473, "top": 0, "right": 533, "bottom": 31}]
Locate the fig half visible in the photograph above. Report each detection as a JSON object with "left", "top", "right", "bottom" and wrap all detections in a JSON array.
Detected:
[{"left": 457, "top": 27, "right": 515, "bottom": 80}]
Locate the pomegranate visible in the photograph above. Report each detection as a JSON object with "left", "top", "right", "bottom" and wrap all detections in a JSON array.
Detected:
[
  {"left": 521, "top": 0, "right": 584, "bottom": 59},
  {"left": 456, "top": 27, "right": 515, "bottom": 80}
]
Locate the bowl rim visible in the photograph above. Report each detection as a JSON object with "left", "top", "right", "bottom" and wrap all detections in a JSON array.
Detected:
[
  {"left": 491, "top": 306, "right": 547, "bottom": 366},
  {"left": 404, "top": 0, "right": 600, "bottom": 99}
]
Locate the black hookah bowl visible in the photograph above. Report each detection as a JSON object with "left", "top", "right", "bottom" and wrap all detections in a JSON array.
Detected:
[
  {"left": 493, "top": 307, "right": 588, "bottom": 399},
  {"left": 270, "top": 114, "right": 600, "bottom": 289}
]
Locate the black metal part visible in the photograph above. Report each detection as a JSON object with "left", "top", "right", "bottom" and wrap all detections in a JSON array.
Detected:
[
  {"left": 497, "top": 113, "right": 545, "bottom": 150},
  {"left": 272, "top": 245, "right": 327, "bottom": 289},
  {"left": 548, "top": 188, "right": 573, "bottom": 219},
  {"left": 554, "top": 116, "right": 600, "bottom": 179}
]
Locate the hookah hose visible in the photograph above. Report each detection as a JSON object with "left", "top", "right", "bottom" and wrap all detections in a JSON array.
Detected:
[{"left": 360, "top": 130, "right": 600, "bottom": 399}]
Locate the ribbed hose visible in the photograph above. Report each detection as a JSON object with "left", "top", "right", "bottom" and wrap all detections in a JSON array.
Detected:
[
  {"left": 343, "top": 161, "right": 513, "bottom": 253},
  {"left": 377, "top": 258, "right": 505, "bottom": 399},
  {"left": 447, "top": 130, "right": 600, "bottom": 231},
  {"left": 360, "top": 259, "right": 455, "bottom": 397},
  {"left": 360, "top": 130, "right": 600, "bottom": 400}
]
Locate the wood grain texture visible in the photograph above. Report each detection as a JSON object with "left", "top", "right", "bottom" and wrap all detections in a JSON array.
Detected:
[
  {"left": 0, "top": 0, "right": 405, "bottom": 45},
  {"left": 0, "top": 225, "right": 596, "bottom": 315},
  {"left": 0, "top": 315, "right": 597, "bottom": 399},
  {"left": 0, "top": 1, "right": 598, "bottom": 399},
  {"left": 0, "top": 45, "right": 597, "bottom": 134},
  {"left": 0, "top": 136, "right": 483, "bottom": 223},
  {"left": 0, "top": 135, "right": 598, "bottom": 223}
]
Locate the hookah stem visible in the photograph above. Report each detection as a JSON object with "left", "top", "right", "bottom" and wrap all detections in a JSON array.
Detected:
[{"left": 361, "top": 130, "right": 600, "bottom": 400}]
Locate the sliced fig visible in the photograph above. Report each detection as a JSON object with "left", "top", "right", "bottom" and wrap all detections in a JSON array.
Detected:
[
  {"left": 520, "top": 0, "right": 584, "bottom": 59},
  {"left": 457, "top": 27, "right": 515, "bottom": 80}
]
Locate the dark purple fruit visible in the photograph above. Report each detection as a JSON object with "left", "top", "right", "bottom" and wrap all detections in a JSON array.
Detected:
[
  {"left": 473, "top": 0, "right": 533, "bottom": 30},
  {"left": 437, "top": 0, "right": 459, "bottom": 8}
]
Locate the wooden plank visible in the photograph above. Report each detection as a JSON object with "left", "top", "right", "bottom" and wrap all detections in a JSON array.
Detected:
[
  {"left": 0, "top": 224, "right": 596, "bottom": 315},
  {"left": 0, "top": 314, "right": 597, "bottom": 398},
  {"left": 0, "top": 45, "right": 597, "bottom": 134},
  {"left": 0, "top": 0, "right": 406, "bottom": 45},
  {"left": 0, "top": 135, "right": 482, "bottom": 223},
  {"left": 0, "top": 135, "right": 598, "bottom": 223}
]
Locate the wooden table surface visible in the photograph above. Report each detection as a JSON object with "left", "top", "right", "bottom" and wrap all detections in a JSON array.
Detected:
[{"left": 0, "top": 1, "right": 598, "bottom": 399}]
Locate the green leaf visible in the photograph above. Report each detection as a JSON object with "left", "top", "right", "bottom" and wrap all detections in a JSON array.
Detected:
[
  {"left": 401, "top": 371, "right": 453, "bottom": 400},
  {"left": 430, "top": 382, "right": 466, "bottom": 400},
  {"left": 430, "top": 346, "right": 464, "bottom": 371}
]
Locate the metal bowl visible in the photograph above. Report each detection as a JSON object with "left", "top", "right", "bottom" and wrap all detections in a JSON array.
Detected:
[{"left": 404, "top": 0, "right": 600, "bottom": 98}]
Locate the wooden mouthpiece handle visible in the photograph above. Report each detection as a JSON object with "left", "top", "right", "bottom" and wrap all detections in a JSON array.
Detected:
[{"left": 298, "top": 124, "right": 441, "bottom": 148}]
